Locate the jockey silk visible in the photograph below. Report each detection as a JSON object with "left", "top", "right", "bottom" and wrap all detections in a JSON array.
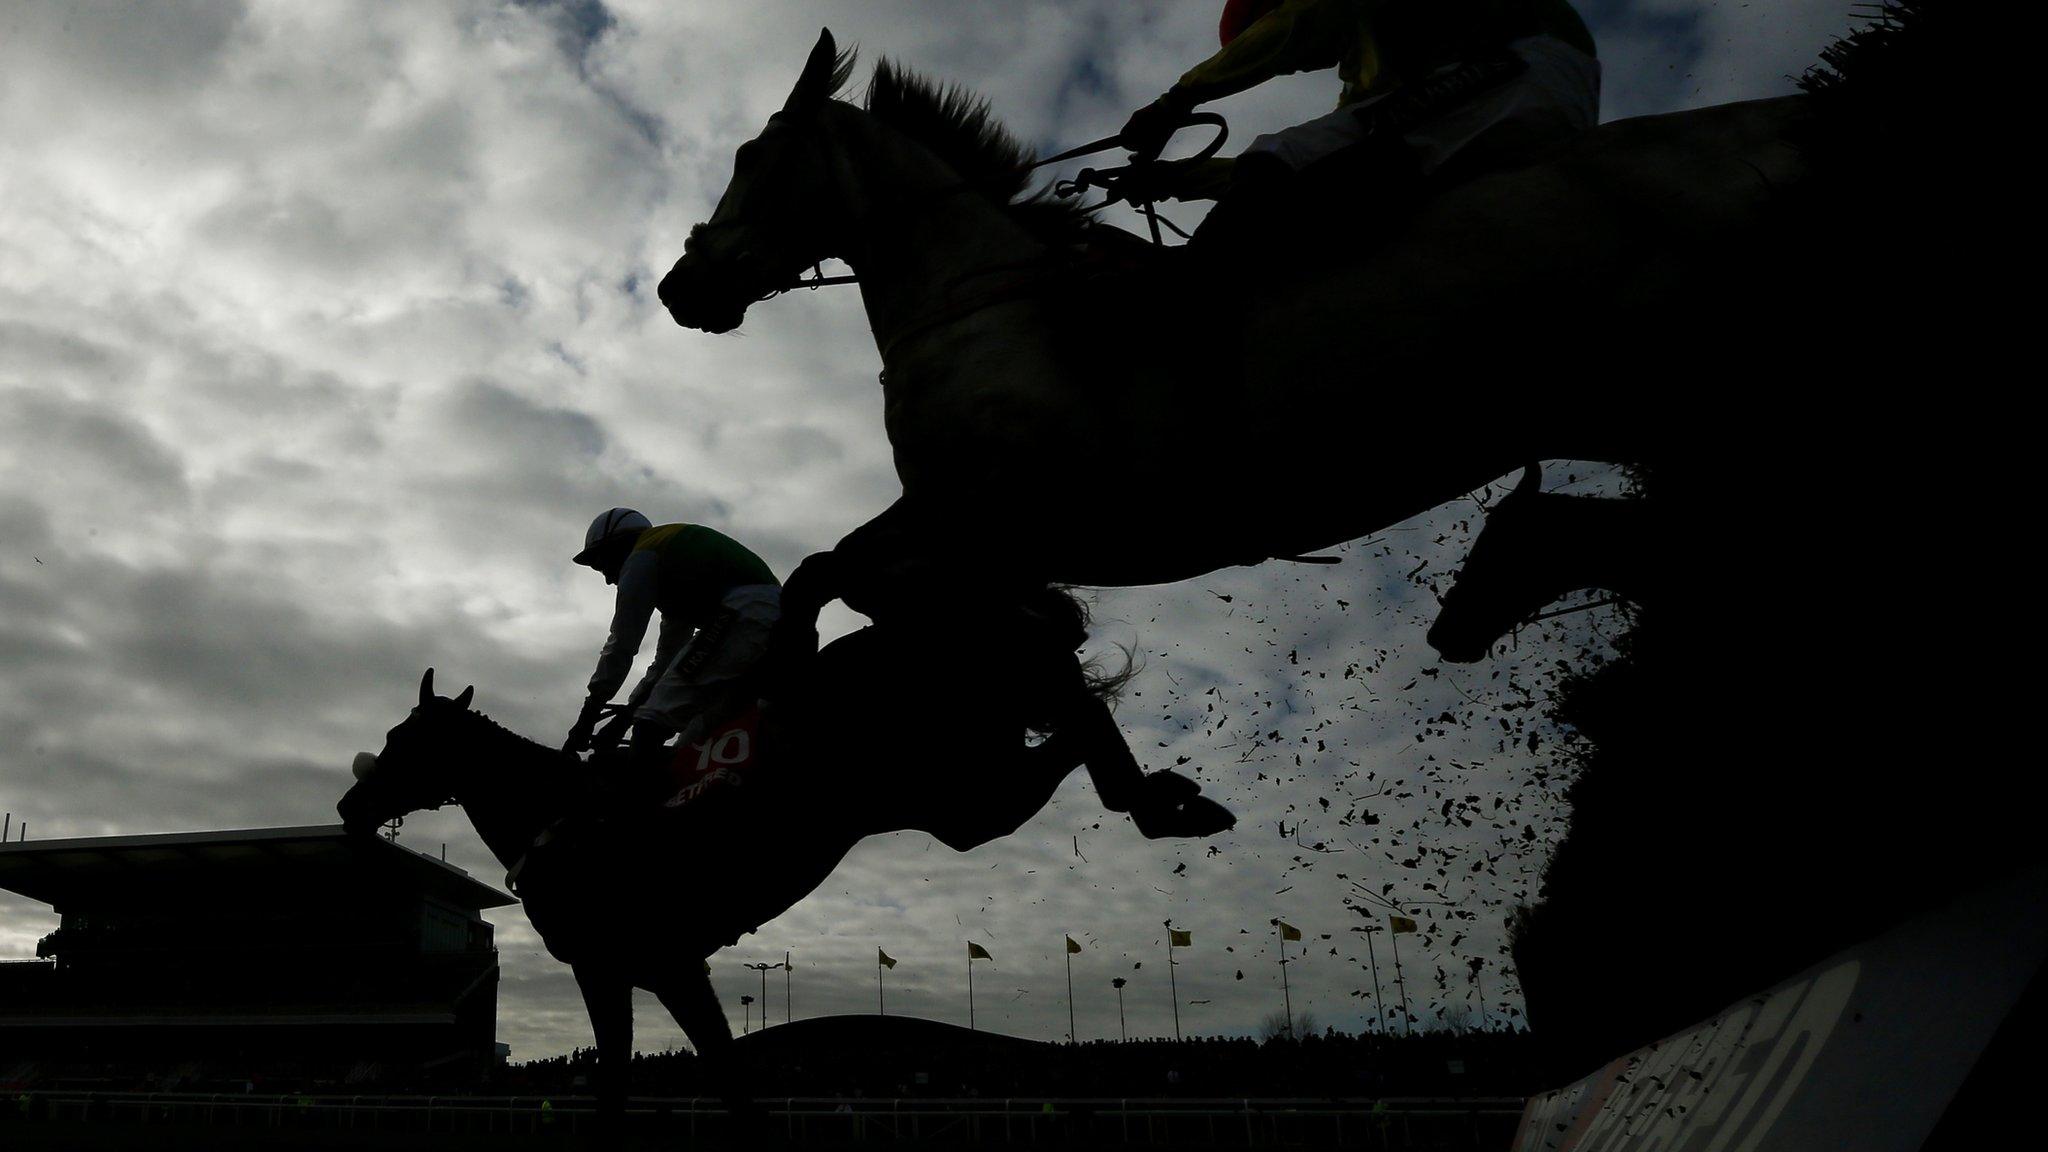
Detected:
[
  {"left": 1174, "top": 0, "right": 1595, "bottom": 111},
  {"left": 583, "top": 523, "right": 781, "bottom": 729}
]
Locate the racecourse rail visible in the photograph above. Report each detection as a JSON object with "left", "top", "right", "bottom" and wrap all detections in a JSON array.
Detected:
[{"left": 6, "top": 1090, "right": 1525, "bottom": 1146}]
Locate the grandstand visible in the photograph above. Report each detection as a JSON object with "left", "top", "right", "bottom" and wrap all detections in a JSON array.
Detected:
[{"left": 0, "top": 825, "right": 513, "bottom": 1089}]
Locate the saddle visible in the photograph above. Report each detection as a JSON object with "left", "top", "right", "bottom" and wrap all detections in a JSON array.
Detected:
[
  {"left": 507, "top": 707, "right": 765, "bottom": 895},
  {"left": 652, "top": 704, "right": 765, "bottom": 812}
]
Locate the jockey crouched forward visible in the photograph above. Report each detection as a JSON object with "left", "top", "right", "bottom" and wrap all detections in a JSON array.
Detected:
[
  {"left": 1117, "top": 0, "right": 1600, "bottom": 259},
  {"left": 564, "top": 509, "right": 781, "bottom": 783}
]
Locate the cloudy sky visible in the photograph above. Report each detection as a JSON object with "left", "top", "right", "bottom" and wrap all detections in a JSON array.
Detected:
[{"left": 1, "top": 1, "right": 1854, "bottom": 1059}]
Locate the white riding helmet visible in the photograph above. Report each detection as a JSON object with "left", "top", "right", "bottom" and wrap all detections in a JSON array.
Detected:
[{"left": 574, "top": 507, "right": 652, "bottom": 565}]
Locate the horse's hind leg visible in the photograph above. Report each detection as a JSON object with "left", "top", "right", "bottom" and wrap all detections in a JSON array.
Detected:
[
  {"left": 654, "top": 965, "right": 764, "bottom": 1130},
  {"left": 1057, "top": 693, "right": 1235, "bottom": 839},
  {"left": 572, "top": 961, "right": 632, "bottom": 1140}
]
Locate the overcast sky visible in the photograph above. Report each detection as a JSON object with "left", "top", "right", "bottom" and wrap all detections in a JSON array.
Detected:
[{"left": 0, "top": 1, "right": 1854, "bottom": 1060}]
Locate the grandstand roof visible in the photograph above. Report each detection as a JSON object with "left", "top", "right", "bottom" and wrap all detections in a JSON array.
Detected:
[{"left": 0, "top": 825, "right": 514, "bottom": 912}]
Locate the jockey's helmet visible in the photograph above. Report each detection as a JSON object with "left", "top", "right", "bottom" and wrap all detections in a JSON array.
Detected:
[
  {"left": 575, "top": 507, "right": 651, "bottom": 565},
  {"left": 1219, "top": 0, "right": 1283, "bottom": 45}
]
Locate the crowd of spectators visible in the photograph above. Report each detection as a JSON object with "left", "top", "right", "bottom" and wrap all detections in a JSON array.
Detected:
[{"left": 501, "top": 1022, "right": 1548, "bottom": 1100}]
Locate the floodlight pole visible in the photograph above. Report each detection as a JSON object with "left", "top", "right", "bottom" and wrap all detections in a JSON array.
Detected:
[
  {"left": 1362, "top": 927, "right": 1388, "bottom": 1035},
  {"left": 1065, "top": 943, "right": 1077, "bottom": 1043},
  {"left": 1391, "top": 930, "right": 1412, "bottom": 1037},
  {"left": 1278, "top": 927, "right": 1294, "bottom": 1039},
  {"left": 1166, "top": 931, "right": 1182, "bottom": 1042}
]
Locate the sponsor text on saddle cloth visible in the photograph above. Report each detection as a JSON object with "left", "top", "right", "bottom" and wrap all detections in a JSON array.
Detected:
[{"left": 659, "top": 703, "right": 764, "bottom": 810}]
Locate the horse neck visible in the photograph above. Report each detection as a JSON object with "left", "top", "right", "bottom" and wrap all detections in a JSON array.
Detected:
[
  {"left": 439, "top": 716, "right": 565, "bottom": 874},
  {"left": 821, "top": 104, "right": 1053, "bottom": 358}
]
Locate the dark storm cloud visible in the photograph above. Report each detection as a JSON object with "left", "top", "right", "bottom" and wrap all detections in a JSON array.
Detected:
[
  {"left": 515, "top": 0, "right": 618, "bottom": 66},
  {"left": 446, "top": 379, "right": 608, "bottom": 461},
  {"left": 0, "top": 1, "right": 247, "bottom": 102},
  {"left": 1, "top": 391, "right": 189, "bottom": 507},
  {"left": 0, "top": 321, "right": 138, "bottom": 384}
]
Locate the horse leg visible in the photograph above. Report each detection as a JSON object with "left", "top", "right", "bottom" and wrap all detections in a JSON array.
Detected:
[
  {"left": 653, "top": 965, "right": 764, "bottom": 1129},
  {"left": 572, "top": 962, "right": 632, "bottom": 1139},
  {"left": 922, "top": 732, "right": 1088, "bottom": 852},
  {"left": 1054, "top": 691, "right": 1235, "bottom": 839}
]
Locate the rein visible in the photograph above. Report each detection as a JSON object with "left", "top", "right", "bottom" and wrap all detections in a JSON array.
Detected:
[{"left": 759, "top": 112, "right": 1230, "bottom": 301}]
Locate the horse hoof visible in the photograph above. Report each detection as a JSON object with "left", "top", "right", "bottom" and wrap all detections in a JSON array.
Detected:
[
  {"left": 1132, "top": 794, "right": 1236, "bottom": 839},
  {"left": 1140, "top": 769, "right": 1202, "bottom": 803}
]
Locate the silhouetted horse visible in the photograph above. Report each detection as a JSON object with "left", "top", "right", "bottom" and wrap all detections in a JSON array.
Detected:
[
  {"left": 336, "top": 611, "right": 1201, "bottom": 1128},
  {"left": 1426, "top": 465, "right": 1660, "bottom": 662},
  {"left": 656, "top": 29, "right": 1824, "bottom": 629}
]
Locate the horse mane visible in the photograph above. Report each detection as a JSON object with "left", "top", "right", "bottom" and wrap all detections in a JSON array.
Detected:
[
  {"left": 849, "top": 58, "right": 1091, "bottom": 245},
  {"left": 433, "top": 701, "right": 554, "bottom": 763},
  {"left": 1793, "top": 0, "right": 1954, "bottom": 161}
]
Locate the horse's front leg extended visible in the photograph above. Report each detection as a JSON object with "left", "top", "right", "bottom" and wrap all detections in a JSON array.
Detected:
[
  {"left": 572, "top": 962, "right": 632, "bottom": 1138},
  {"left": 655, "top": 966, "right": 765, "bottom": 1130}
]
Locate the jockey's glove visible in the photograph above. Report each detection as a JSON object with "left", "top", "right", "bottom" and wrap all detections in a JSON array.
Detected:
[
  {"left": 590, "top": 709, "right": 632, "bottom": 754},
  {"left": 561, "top": 723, "right": 593, "bottom": 755},
  {"left": 1120, "top": 91, "right": 1196, "bottom": 163},
  {"left": 562, "top": 697, "right": 609, "bottom": 754}
]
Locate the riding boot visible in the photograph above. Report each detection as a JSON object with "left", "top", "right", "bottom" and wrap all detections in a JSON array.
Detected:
[
  {"left": 1190, "top": 136, "right": 1425, "bottom": 277},
  {"left": 625, "top": 720, "right": 678, "bottom": 809},
  {"left": 1187, "top": 151, "right": 1296, "bottom": 274},
  {"left": 1290, "top": 135, "right": 1427, "bottom": 250}
]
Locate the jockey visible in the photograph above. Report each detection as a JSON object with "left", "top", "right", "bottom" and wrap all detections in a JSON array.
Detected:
[
  {"left": 1118, "top": 0, "right": 1600, "bottom": 246},
  {"left": 563, "top": 508, "right": 782, "bottom": 769}
]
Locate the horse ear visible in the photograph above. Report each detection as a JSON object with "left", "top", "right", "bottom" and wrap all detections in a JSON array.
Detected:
[
  {"left": 419, "top": 668, "right": 435, "bottom": 707},
  {"left": 454, "top": 685, "right": 475, "bottom": 710},
  {"left": 783, "top": 28, "right": 841, "bottom": 113},
  {"left": 1513, "top": 462, "right": 1543, "bottom": 497}
]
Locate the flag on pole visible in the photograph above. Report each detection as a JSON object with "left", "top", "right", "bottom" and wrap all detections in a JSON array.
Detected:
[
  {"left": 1278, "top": 921, "right": 1302, "bottom": 942},
  {"left": 1064, "top": 935, "right": 1080, "bottom": 1042},
  {"left": 1389, "top": 915, "right": 1418, "bottom": 934},
  {"left": 878, "top": 948, "right": 897, "bottom": 969},
  {"left": 1169, "top": 929, "right": 1192, "bottom": 948},
  {"left": 968, "top": 941, "right": 993, "bottom": 961}
]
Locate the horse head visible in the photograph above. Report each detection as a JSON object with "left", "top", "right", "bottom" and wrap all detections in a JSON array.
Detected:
[
  {"left": 1426, "top": 464, "right": 1547, "bottom": 663},
  {"left": 337, "top": 668, "right": 474, "bottom": 835},
  {"left": 659, "top": 29, "right": 852, "bottom": 334}
]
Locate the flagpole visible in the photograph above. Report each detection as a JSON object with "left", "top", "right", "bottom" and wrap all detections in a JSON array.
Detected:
[
  {"left": 878, "top": 955, "right": 885, "bottom": 1016},
  {"left": 1065, "top": 943, "right": 1077, "bottom": 1043},
  {"left": 968, "top": 945, "right": 976, "bottom": 1031},
  {"left": 1391, "top": 929, "right": 1412, "bottom": 1037},
  {"left": 1166, "top": 931, "right": 1182, "bottom": 1042},
  {"left": 786, "top": 951, "right": 793, "bottom": 1025},
  {"left": 1278, "top": 927, "right": 1294, "bottom": 1040},
  {"left": 1362, "top": 927, "right": 1387, "bottom": 1035}
]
